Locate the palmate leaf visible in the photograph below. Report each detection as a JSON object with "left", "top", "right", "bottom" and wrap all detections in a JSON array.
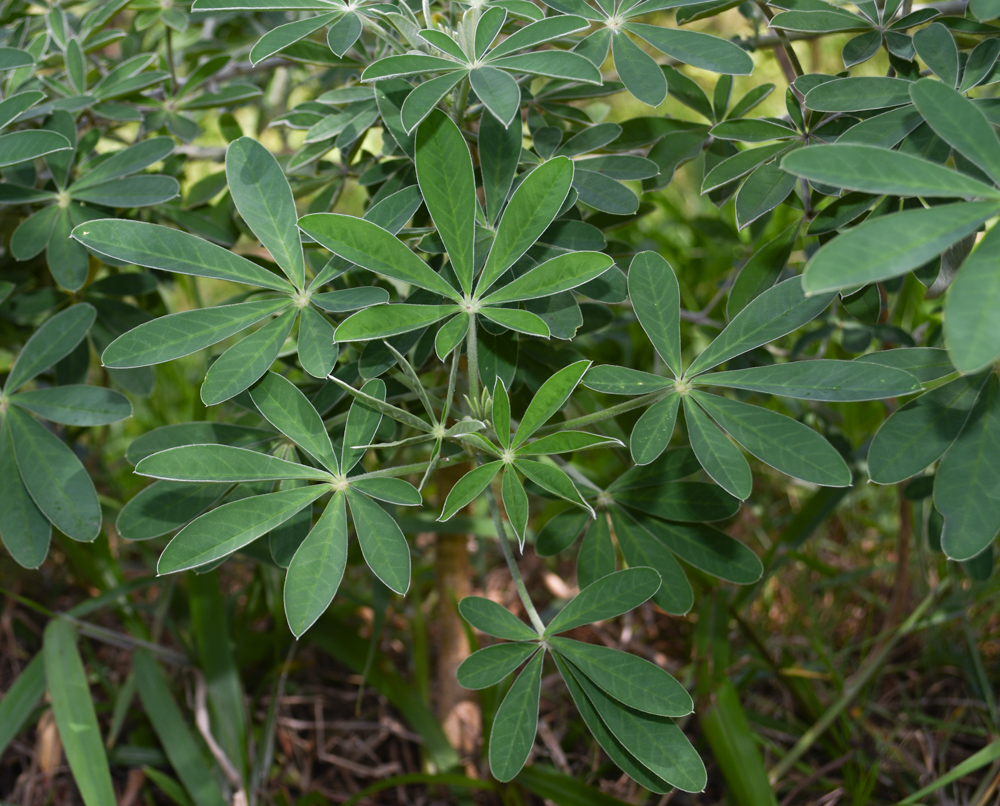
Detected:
[
  {"left": 285, "top": 490, "right": 349, "bottom": 636},
  {"left": 502, "top": 469, "right": 530, "bottom": 546},
  {"left": 488, "top": 649, "right": 544, "bottom": 782}
]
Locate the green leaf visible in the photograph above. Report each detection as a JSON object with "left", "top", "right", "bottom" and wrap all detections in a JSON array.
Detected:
[
  {"left": 477, "top": 157, "right": 575, "bottom": 295},
  {"left": 117, "top": 481, "right": 225, "bottom": 541},
  {"left": 401, "top": 70, "right": 468, "bottom": 134},
  {"left": 868, "top": 373, "right": 987, "bottom": 483},
  {"left": 336, "top": 304, "right": 458, "bottom": 341},
  {"left": 346, "top": 488, "right": 411, "bottom": 594},
  {"left": 250, "top": 13, "right": 338, "bottom": 64},
  {"left": 297, "top": 306, "right": 338, "bottom": 378},
  {"left": 0, "top": 654, "right": 45, "bottom": 760},
  {"left": 43, "top": 620, "right": 117, "bottom": 806},
  {"left": 158, "top": 485, "right": 326, "bottom": 573},
  {"left": 350, "top": 477, "right": 422, "bottom": 506},
  {"left": 704, "top": 359, "right": 921, "bottom": 400},
  {"left": 630, "top": 393, "right": 680, "bottom": 466},
  {"left": 201, "top": 307, "right": 297, "bottom": 405},
  {"left": 562, "top": 655, "right": 707, "bottom": 792},
  {"left": 912, "top": 23, "right": 959, "bottom": 87},
  {"left": 136, "top": 444, "right": 331, "bottom": 483},
  {"left": 609, "top": 506, "right": 693, "bottom": 615},
  {"left": 285, "top": 491, "right": 349, "bottom": 636},
  {"left": 517, "top": 459, "right": 594, "bottom": 514},
  {"left": 480, "top": 111, "right": 522, "bottom": 226},
  {"left": 552, "top": 654, "right": 673, "bottom": 794},
  {"left": 583, "top": 365, "right": 674, "bottom": 395},
  {"left": 518, "top": 431, "right": 622, "bottom": 456},
  {"left": 71, "top": 175, "right": 179, "bottom": 207},
  {"left": 701, "top": 142, "right": 792, "bottom": 194},
  {"left": 629, "top": 510, "right": 763, "bottom": 584},
  {"left": 545, "top": 567, "right": 661, "bottom": 636},
  {"left": 684, "top": 395, "right": 752, "bottom": 500},
  {"left": 488, "top": 649, "right": 544, "bottom": 782},
  {"left": 311, "top": 287, "right": 390, "bottom": 312},
  {"left": 801, "top": 202, "right": 1000, "bottom": 295},
  {"left": 471, "top": 66, "right": 522, "bottom": 126},
  {"left": 327, "top": 10, "right": 362, "bottom": 55},
  {"left": 127, "top": 422, "right": 274, "bottom": 465},
  {"left": 342, "top": 377, "right": 386, "bottom": 471},
  {"left": 612, "top": 32, "right": 667, "bottom": 106},
  {"left": 493, "top": 378, "right": 512, "bottom": 449},
  {"left": 416, "top": 111, "right": 476, "bottom": 295},
  {"left": 502, "top": 468, "right": 530, "bottom": 547},
  {"left": 0, "top": 419, "right": 50, "bottom": 568},
  {"left": 434, "top": 313, "right": 468, "bottom": 359},
  {"left": 577, "top": 513, "right": 616, "bottom": 589},
  {"left": 459, "top": 595, "right": 541, "bottom": 640},
  {"left": 512, "top": 360, "right": 590, "bottom": 447},
  {"left": 483, "top": 252, "right": 613, "bottom": 305},
  {"left": 102, "top": 298, "right": 291, "bottom": 368},
  {"left": 854, "top": 347, "right": 955, "bottom": 384},
  {"left": 781, "top": 144, "right": 1000, "bottom": 199},
  {"left": 615, "top": 479, "right": 739, "bottom": 522},
  {"left": 734, "top": 161, "right": 798, "bottom": 230},
  {"left": 479, "top": 306, "right": 551, "bottom": 337},
  {"left": 550, "top": 637, "right": 692, "bottom": 717},
  {"left": 944, "top": 225, "right": 1000, "bottom": 373},
  {"left": 628, "top": 23, "right": 753, "bottom": 74},
  {"left": 73, "top": 220, "right": 294, "bottom": 292},
  {"left": 7, "top": 406, "right": 101, "bottom": 542},
  {"left": 5, "top": 303, "right": 95, "bottom": 394},
  {"left": 11, "top": 385, "right": 132, "bottom": 426},
  {"left": 362, "top": 54, "right": 466, "bottom": 81},
  {"left": 0, "top": 130, "right": 71, "bottom": 168},
  {"left": 728, "top": 221, "right": 799, "bottom": 318},
  {"left": 250, "top": 371, "right": 339, "bottom": 472},
  {"left": 688, "top": 278, "right": 835, "bottom": 375},
  {"left": 458, "top": 643, "right": 539, "bottom": 689},
  {"left": 910, "top": 78, "right": 1000, "bottom": 188},
  {"left": 132, "top": 650, "right": 229, "bottom": 806},
  {"left": 227, "top": 137, "right": 305, "bottom": 288},
  {"left": 299, "top": 213, "right": 461, "bottom": 300},
  {"left": 628, "top": 251, "right": 682, "bottom": 377},
  {"left": 439, "top": 461, "right": 503, "bottom": 521},
  {"left": 804, "top": 76, "right": 913, "bottom": 111},
  {"left": 769, "top": 8, "right": 871, "bottom": 32},
  {"left": 936, "top": 375, "right": 1000, "bottom": 561},
  {"left": 691, "top": 391, "right": 851, "bottom": 486}
]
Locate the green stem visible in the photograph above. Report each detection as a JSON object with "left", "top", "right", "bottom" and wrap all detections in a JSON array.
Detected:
[
  {"left": 485, "top": 486, "right": 545, "bottom": 634},
  {"left": 442, "top": 346, "right": 462, "bottom": 424},
  {"left": 354, "top": 459, "right": 439, "bottom": 480},
  {"left": 165, "top": 27, "right": 177, "bottom": 95},
  {"left": 534, "top": 389, "right": 672, "bottom": 436},
  {"left": 452, "top": 75, "right": 471, "bottom": 129},
  {"left": 465, "top": 314, "right": 480, "bottom": 407}
]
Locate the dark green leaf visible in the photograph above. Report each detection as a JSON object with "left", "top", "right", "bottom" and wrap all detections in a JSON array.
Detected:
[
  {"left": 545, "top": 567, "right": 661, "bottom": 635},
  {"left": 488, "top": 650, "right": 544, "bottom": 782},
  {"left": 458, "top": 643, "right": 539, "bottom": 689}
]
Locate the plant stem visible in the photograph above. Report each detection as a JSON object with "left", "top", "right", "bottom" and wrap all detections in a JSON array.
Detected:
[
  {"left": 485, "top": 486, "right": 546, "bottom": 634},
  {"left": 165, "top": 27, "right": 177, "bottom": 94},
  {"left": 442, "top": 346, "right": 462, "bottom": 424},
  {"left": 452, "top": 75, "right": 471, "bottom": 128},
  {"left": 755, "top": 0, "right": 805, "bottom": 81},
  {"left": 534, "top": 389, "right": 672, "bottom": 436},
  {"left": 465, "top": 315, "right": 480, "bottom": 406}
]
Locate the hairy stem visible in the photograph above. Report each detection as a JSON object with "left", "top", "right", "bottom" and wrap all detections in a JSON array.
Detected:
[
  {"left": 485, "top": 486, "right": 545, "bottom": 634},
  {"left": 534, "top": 389, "right": 672, "bottom": 437},
  {"left": 465, "top": 315, "right": 480, "bottom": 407}
]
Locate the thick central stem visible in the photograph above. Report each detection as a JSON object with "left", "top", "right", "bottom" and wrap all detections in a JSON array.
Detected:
[
  {"left": 485, "top": 487, "right": 545, "bottom": 634},
  {"left": 465, "top": 315, "right": 480, "bottom": 406}
]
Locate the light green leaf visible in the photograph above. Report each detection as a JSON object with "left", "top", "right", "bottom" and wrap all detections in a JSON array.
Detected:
[
  {"left": 11, "top": 386, "right": 131, "bottom": 426},
  {"left": 342, "top": 378, "right": 386, "bottom": 472},
  {"left": 488, "top": 650, "right": 544, "bottom": 782},
  {"left": 459, "top": 595, "right": 541, "bottom": 640},
  {"left": 936, "top": 375, "right": 1000, "bottom": 561},
  {"left": 471, "top": 66, "right": 522, "bottom": 126},
  {"left": 583, "top": 365, "right": 674, "bottom": 395},
  {"left": 0, "top": 130, "right": 71, "bottom": 168},
  {"left": 704, "top": 359, "right": 921, "bottom": 400},
  {"left": 477, "top": 157, "right": 574, "bottom": 295},
  {"left": 483, "top": 252, "right": 613, "bottom": 305},
  {"left": 684, "top": 395, "right": 752, "bottom": 500},
  {"left": 628, "top": 251, "right": 682, "bottom": 377},
  {"left": 201, "top": 308, "right": 297, "bottom": 405},
  {"left": 804, "top": 76, "right": 913, "bottom": 111},
  {"left": 518, "top": 431, "right": 622, "bottom": 456},
  {"left": 73, "top": 220, "right": 294, "bottom": 292},
  {"left": 362, "top": 54, "right": 465, "bottom": 82},
  {"left": 628, "top": 23, "right": 753, "bottom": 74},
  {"left": 493, "top": 378, "right": 512, "bottom": 449},
  {"left": 136, "top": 444, "right": 331, "bottom": 483},
  {"left": 630, "top": 393, "right": 680, "bottom": 466},
  {"left": 545, "top": 567, "right": 661, "bottom": 636},
  {"left": 43, "top": 620, "right": 117, "bottom": 806},
  {"left": 349, "top": 477, "right": 422, "bottom": 506},
  {"left": 250, "top": 371, "right": 339, "bottom": 472},
  {"left": 516, "top": 459, "right": 594, "bottom": 514},
  {"left": 102, "top": 299, "right": 291, "bottom": 368},
  {"left": 250, "top": 13, "right": 338, "bottom": 65},
  {"left": 440, "top": 461, "right": 503, "bottom": 521},
  {"left": 479, "top": 306, "right": 551, "bottom": 337},
  {"left": 311, "top": 287, "right": 390, "bottom": 313},
  {"left": 801, "top": 202, "right": 1000, "bottom": 295},
  {"left": 127, "top": 422, "right": 274, "bottom": 465},
  {"left": 688, "top": 278, "right": 835, "bottom": 375},
  {"left": 910, "top": 77, "right": 1000, "bottom": 186},
  {"left": 346, "top": 488, "right": 411, "bottom": 594},
  {"left": 550, "top": 637, "right": 692, "bottom": 717},
  {"left": 868, "top": 373, "right": 987, "bottom": 483},
  {"left": 458, "top": 643, "right": 539, "bottom": 689},
  {"left": 297, "top": 306, "right": 338, "bottom": 378},
  {"left": 502, "top": 469, "right": 530, "bottom": 547},
  {"left": 613, "top": 32, "right": 667, "bottom": 106},
  {"left": 5, "top": 303, "right": 95, "bottom": 394},
  {"left": 944, "top": 224, "right": 1000, "bottom": 374},
  {"left": 854, "top": 347, "right": 955, "bottom": 384},
  {"left": 157, "top": 485, "right": 326, "bottom": 573},
  {"left": 416, "top": 111, "right": 476, "bottom": 295},
  {"left": 8, "top": 406, "right": 101, "bottom": 542},
  {"left": 512, "top": 360, "right": 590, "bottom": 447},
  {"left": 285, "top": 491, "right": 349, "bottom": 637},
  {"left": 335, "top": 304, "right": 458, "bottom": 341},
  {"left": 401, "top": 70, "right": 468, "bottom": 134},
  {"left": 0, "top": 419, "right": 50, "bottom": 568},
  {"left": 691, "top": 391, "right": 851, "bottom": 486},
  {"left": 299, "top": 213, "right": 461, "bottom": 300},
  {"left": 227, "top": 137, "right": 305, "bottom": 288},
  {"left": 781, "top": 144, "right": 1000, "bottom": 199}
]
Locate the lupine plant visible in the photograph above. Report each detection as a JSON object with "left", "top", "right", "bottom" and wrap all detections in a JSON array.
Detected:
[{"left": 2, "top": 0, "right": 1000, "bottom": 800}]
